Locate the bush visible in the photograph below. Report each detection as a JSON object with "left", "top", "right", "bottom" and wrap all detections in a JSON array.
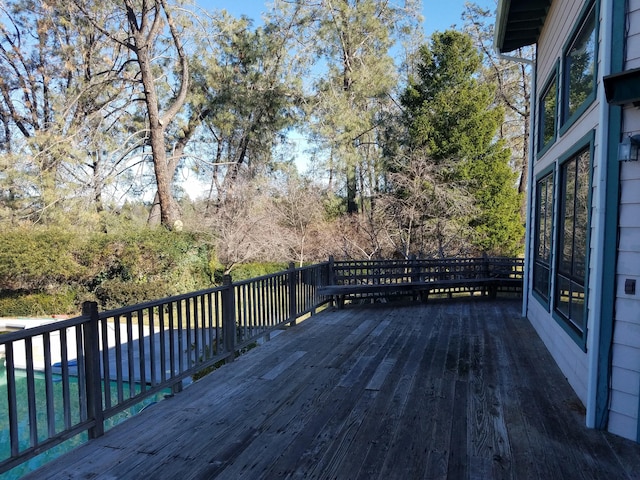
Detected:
[
  {"left": 0, "top": 290, "right": 78, "bottom": 317},
  {"left": 93, "top": 279, "right": 174, "bottom": 311},
  {"left": 226, "top": 262, "right": 289, "bottom": 281},
  {"left": 0, "top": 226, "right": 215, "bottom": 314},
  {"left": 0, "top": 227, "right": 86, "bottom": 291},
  {"left": 0, "top": 225, "right": 297, "bottom": 315}
]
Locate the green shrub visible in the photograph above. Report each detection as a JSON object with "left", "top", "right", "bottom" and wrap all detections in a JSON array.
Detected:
[
  {"left": 226, "top": 262, "right": 289, "bottom": 281},
  {"left": 0, "top": 290, "right": 79, "bottom": 317},
  {"left": 93, "top": 279, "right": 174, "bottom": 311},
  {"left": 0, "top": 227, "right": 86, "bottom": 291}
]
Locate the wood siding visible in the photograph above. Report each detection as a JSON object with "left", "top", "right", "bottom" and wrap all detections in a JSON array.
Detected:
[
  {"left": 528, "top": 0, "right": 603, "bottom": 410},
  {"left": 610, "top": 0, "right": 640, "bottom": 443},
  {"left": 612, "top": 0, "right": 640, "bottom": 437}
]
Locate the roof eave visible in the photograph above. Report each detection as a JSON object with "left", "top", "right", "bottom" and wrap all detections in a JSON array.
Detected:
[{"left": 494, "top": 0, "right": 552, "bottom": 54}]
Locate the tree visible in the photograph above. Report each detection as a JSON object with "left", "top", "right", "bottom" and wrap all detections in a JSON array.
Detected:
[
  {"left": 188, "top": 10, "right": 303, "bottom": 209},
  {"left": 281, "top": 0, "right": 422, "bottom": 214},
  {"left": 401, "top": 30, "right": 523, "bottom": 255},
  {"left": 270, "top": 173, "right": 326, "bottom": 266},
  {"left": 0, "top": 0, "right": 132, "bottom": 225},
  {"left": 463, "top": 3, "right": 533, "bottom": 218},
  {"left": 73, "top": 0, "right": 190, "bottom": 230},
  {"left": 380, "top": 151, "right": 477, "bottom": 258}
]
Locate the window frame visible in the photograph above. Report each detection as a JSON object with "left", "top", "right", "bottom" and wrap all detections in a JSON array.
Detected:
[
  {"left": 559, "top": 0, "right": 599, "bottom": 135},
  {"left": 552, "top": 131, "right": 595, "bottom": 350},
  {"left": 532, "top": 167, "right": 555, "bottom": 309},
  {"left": 537, "top": 64, "right": 559, "bottom": 157}
]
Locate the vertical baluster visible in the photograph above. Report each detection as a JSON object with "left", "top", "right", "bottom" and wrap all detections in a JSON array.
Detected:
[
  {"left": 75, "top": 325, "right": 87, "bottom": 423},
  {"left": 185, "top": 298, "right": 192, "bottom": 369},
  {"left": 177, "top": 299, "right": 184, "bottom": 373},
  {"left": 159, "top": 306, "right": 167, "bottom": 383},
  {"left": 5, "top": 343, "right": 19, "bottom": 456},
  {"left": 43, "top": 332, "right": 56, "bottom": 437},
  {"left": 259, "top": 279, "right": 266, "bottom": 329},
  {"left": 137, "top": 309, "right": 146, "bottom": 393},
  {"left": 201, "top": 295, "right": 209, "bottom": 360},
  {"left": 24, "top": 338, "right": 38, "bottom": 448},
  {"left": 207, "top": 293, "right": 214, "bottom": 357},
  {"left": 168, "top": 302, "right": 176, "bottom": 378},
  {"left": 126, "top": 312, "right": 135, "bottom": 398},
  {"left": 148, "top": 306, "right": 156, "bottom": 386},
  {"left": 101, "top": 316, "right": 111, "bottom": 411},
  {"left": 193, "top": 297, "right": 200, "bottom": 366},
  {"left": 214, "top": 291, "right": 221, "bottom": 357},
  {"left": 114, "top": 314, "right": 124, "bottom": 405},
  {"left": 59, "top": 329, "right": 71, "bottom": 429}
]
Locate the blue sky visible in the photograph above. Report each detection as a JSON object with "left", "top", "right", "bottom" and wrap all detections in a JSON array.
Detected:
[{"left": 197, "top": 0, "right": 498, "bottom": 36}]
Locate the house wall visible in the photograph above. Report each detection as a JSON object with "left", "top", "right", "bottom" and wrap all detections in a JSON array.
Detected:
[
  {"left": 526, "top": 0, "right": 601, "bottom": 406},
  {"left": 610, "top": 0, "right": 640, "bottom": 442}
]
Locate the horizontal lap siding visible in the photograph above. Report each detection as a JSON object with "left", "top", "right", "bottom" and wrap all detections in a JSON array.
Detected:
[
  {"left": 528, "top": 0, "right": 600, "bottom": 410},
  {"left": 527, "top": 297, "right": 589, "bottom": 402},
  {"left": 612, "top": 74, "right": 640, "bottom": 440},
  {"left": 609, "top": 0, "right": 640, "bottom": 441}
]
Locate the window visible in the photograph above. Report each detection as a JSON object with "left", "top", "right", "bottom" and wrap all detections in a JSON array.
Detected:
[
  {"left": 554, "top": 145, "right": 590, "bottom": 338},
  {"left": 533, "top": 172, "right": 554, "bottom": 304},
  {"left": 538, "top": 71, "right": 558, "bottom": 154},
  {"left": 561, "top": 2, "right": 597, "bottom": 128}
]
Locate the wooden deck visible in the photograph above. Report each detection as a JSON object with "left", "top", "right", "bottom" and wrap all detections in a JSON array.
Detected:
[{"left": 25, "top": 299, "right": 640, "bottom": 479}]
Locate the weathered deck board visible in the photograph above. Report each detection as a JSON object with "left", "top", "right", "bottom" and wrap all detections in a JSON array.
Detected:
[{"left": 23, "top": 299, "right": 640, "bottom": 480}]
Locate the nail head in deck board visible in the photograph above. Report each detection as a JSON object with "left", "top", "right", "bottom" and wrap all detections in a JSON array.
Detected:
[{"left": 23, "top": 300, "right": 640, "bottom": 480}]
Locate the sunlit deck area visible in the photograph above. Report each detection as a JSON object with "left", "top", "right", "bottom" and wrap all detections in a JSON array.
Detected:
[{"left": 25, "top": 299, "right": 640, "bottom": 479}]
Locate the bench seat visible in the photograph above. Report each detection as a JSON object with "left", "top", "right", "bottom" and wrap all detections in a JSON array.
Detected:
[{"left": 318, "top": 277, "right": 521, "bottom": 308}]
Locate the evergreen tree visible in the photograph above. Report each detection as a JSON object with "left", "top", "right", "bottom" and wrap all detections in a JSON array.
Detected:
[{"left": 401, "top": 30, "right": 523, "bottom": 255}]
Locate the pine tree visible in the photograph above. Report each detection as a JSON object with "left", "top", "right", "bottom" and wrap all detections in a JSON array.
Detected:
[{"left": 401, "top": 30, "right": 523, "bottom": 255}]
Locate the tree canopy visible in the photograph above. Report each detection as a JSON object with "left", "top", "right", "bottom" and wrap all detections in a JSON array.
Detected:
[{"left": 0, "top": 1, "right": 527, "bottom": 313}]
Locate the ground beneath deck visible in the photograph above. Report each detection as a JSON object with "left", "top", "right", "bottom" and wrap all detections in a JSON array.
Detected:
[{"left": 25, "top": 299, "right": 640, "bottom": 480}]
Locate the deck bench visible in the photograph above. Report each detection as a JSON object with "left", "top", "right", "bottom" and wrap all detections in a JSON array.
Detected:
[{"left": 317, "top": 257, "right": 523, "bottom": 308}]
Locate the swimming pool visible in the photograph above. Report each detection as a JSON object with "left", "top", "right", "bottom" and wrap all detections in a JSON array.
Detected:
[{"left": 0, "top": 363, "right": 167, "bottom": 479}]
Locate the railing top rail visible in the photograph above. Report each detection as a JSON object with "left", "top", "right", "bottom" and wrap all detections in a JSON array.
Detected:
[
  {"left": 97, "top": 285, "right": 226, "bottom": 319},
  {"left": 0, "top": 314, "right": 91, "bottom": 344},
  {"left": 232, "top": 261, "right": 329, "bottom": 287}
]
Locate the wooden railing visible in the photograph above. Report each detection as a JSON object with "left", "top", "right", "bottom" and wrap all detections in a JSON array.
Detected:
[
  {"left": 320, "top": 257, "right": 524, "bottom": 307},
  {"left": 0, "top": 257, "right": 522, "bottom": 475},
  {"left": 0, "top": 262, "right": 331, "bottom": 475}
]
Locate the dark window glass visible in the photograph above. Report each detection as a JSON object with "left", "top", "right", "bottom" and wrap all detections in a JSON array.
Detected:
[
  {"left": 555, "top": 147, "right": 590, "bottom": 333},
  {"left": 533, "top": 173, "right": 554, "bottom": 302},
  {"left": 539, "top": 77, "right": 557, "bottom": 151},
  {"left": 563, "top": 4, "right": 596, "bottom": 123}
]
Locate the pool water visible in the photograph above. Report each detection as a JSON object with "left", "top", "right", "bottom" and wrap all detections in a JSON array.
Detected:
[{"left": 0, "top": 363, "right": 167, "bottom": 479}]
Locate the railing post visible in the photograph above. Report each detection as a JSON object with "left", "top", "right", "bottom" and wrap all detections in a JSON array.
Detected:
[
  {"left": 288, "top": 262, "right": 298, "bottom": 326},
  {"left": 409, "top": 254, "right": 420, "bottom": 283},
  {"left": 328, "top": 256, "right": 335, "bottom": 285},
  {"left": 222, "top": 275, "right": 236, "bottom": 363},
  {"left": 82, "top": 301, "right": 104, "bottom": 440}
]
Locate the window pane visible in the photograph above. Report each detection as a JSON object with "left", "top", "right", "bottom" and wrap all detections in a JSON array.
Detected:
[
  {"left": 533, "top": 262, "right": 550, "bottom": 299},
  {"left": 569, "top": 281, "right": 585, "bottom": 331},
  {"left": 565, "top": 5, "right": 596, "bottom": 120},
  {"left": 556, "top": 275, "right": 570, "bottom": 319},
  {"left": 573, "top": 151, "right": 590, "bottom": 279},
  {"left": 554, "top": 143, "right": 590, "bottom": 337},
  {"left": 560, "top": 160, "right": 576, "bottom": 275},
  {"left": 533, "top": 173, "right": 553, "bottom": 301},
  {"left": 540, "top": 79, "right": 557, "bottom": 149}
]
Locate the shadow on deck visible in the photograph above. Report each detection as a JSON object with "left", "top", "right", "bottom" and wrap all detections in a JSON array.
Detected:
[{"left": 25, "top": 299, "right": 640, "bottom": 479}]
